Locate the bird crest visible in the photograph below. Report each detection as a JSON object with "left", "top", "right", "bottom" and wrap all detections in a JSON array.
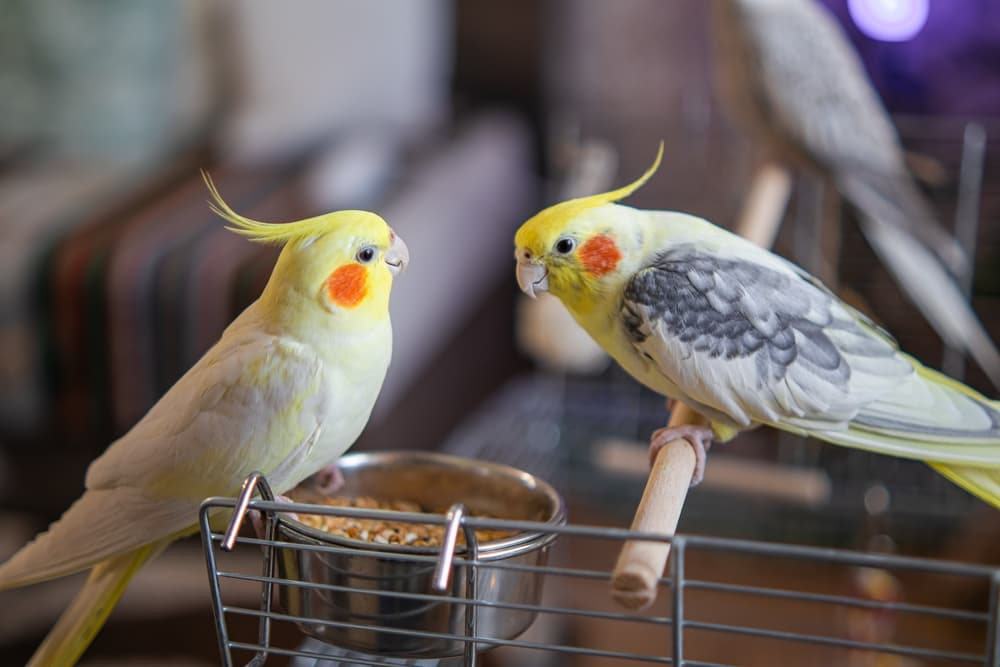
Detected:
[
  {"left": 515, "top": 142, "right": 663, "bottom": 248},
  {"left": 202, "top": 170, "right": 372, "bottom": 246}
]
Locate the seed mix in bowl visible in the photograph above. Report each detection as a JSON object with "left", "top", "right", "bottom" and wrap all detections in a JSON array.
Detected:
[{"left": 293, "top": 495, "right": 516, "bottom": 547}]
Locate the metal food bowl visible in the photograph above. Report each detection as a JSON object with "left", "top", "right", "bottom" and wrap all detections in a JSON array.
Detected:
[{"left": 273, "top": 451, "right": 567, "bottom": 657}]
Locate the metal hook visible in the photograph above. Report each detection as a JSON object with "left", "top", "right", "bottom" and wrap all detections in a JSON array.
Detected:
[
  {"left": 221, "top": 471, "right": 275, "bottom": 552},
  {"left": 432, "top": 503, "right": 466, "bottom": 592}
]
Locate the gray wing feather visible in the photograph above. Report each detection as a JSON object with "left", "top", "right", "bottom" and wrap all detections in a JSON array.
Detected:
[{"left": 623, "top": 245, "right": 910, "bottom": 427}]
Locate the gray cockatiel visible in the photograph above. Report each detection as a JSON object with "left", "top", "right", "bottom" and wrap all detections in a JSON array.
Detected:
[
  {"left": 709, "top": 0, "right": 1000, "bottom": 389},
  {"left": 513, "top": 148, "right": 1000, "bottom": 510}
]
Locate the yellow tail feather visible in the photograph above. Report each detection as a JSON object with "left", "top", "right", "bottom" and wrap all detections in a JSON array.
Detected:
[
  {"left": 930, "top": 462, "right": 1000, "bottom": 511},
  {"left": 910, "top": 355, "right": 999, "bottom": 406},
  {"left": 27, "top": 540, "right": 167, "bottom": 667},
  {"left": 916, "top": 361, "right": 1000, "bottom": 509}
]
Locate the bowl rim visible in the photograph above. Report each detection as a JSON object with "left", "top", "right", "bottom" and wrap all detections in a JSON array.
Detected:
[{"left": 276, "top": 450, "right": 567, "bottom": 560}]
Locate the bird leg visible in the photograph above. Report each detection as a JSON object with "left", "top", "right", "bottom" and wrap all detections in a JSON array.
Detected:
[
  {"left": 648, "top": 424, "right": 715, "bottom": 487},
  {"left": 308, "top": 463, "right": 345, "bottom": 495}
]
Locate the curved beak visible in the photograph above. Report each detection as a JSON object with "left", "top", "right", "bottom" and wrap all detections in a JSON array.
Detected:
[
  {"left": 385, "top": 230, "right": 409, "bottom": 276},
  {"left": 516, "top": 256, "right": 549, "bottom": 299}
]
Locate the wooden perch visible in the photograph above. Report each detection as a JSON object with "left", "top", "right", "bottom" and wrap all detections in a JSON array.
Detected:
[
  {"left": 734, "top": 162, "right": 792, "bottom": 246},
  {"left": 610, "top": 161, "right": 792, "bottom": 610},
  {"left": 611, "top": 403, "right": 704, "bottom": 609}
]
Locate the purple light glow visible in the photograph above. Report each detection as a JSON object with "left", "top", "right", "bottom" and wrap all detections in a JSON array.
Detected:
[{"left": 847, "top": 0, "right": 929, "bottom": 42}]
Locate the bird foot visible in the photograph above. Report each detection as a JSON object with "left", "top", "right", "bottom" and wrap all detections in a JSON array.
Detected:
[
  {"left": 309, "top": 463, "right": 345, "bottom": 495},
  {"left": 648, "top": 425, "right": 715, "bottom": 487}
]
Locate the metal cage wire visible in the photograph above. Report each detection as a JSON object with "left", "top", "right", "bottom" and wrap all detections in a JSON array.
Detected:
[{"left": 200, "top": 473, "right": 1000, "bottom": 667}]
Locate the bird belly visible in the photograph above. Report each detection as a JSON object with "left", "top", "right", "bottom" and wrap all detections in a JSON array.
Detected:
[
  {"left": 277, "top": 335, "right": 391, "bottom": 492},
  {"left": 609, "top": 332, "right": 748, "bottom": 430}
]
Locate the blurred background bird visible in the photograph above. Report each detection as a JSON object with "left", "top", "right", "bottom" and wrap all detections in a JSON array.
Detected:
[
  {"left": 514, "top": 150, "right": 1000, "bottom": 509},
  {"left": 708, "top": 0, "right": 1000, "bottom": 390},
  {"left": 0, "top": 180, "right": 408, "bottom": 667}
]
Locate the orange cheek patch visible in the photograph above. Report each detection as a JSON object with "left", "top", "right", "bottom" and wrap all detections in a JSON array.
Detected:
[
  {"left": 325, "top": 263, "right": 368, "bottom": 308},
  {"left": 579, "top": 234, "right": 621, "bottom": 276}
]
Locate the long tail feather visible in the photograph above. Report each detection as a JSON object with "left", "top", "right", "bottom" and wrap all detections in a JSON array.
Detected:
[
  {"left": 801, "top": 360, "right": 1000, "bottom": 507},
  {"left": 803, "top": 426, "right": 1000, "bottom": 507},
  {"left": 839, "top": 168, "right": 968, "bottom": 276},
  {"left": 856, "top": 215, "right": 1000, "bottom": 390},
  {"left": 26, "top": 540, "right": 169, "bottom": 667},
  {"left": 0, "top": 489, "right": 196, "bottom": 590},
  {"left": 929, "top": 462, "right": 1000, "bottom": 510}
]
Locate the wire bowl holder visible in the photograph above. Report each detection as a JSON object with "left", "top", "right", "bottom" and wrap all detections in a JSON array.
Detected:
[{"left": 201, "top": 471, "right": 1000, "bottom": 667}]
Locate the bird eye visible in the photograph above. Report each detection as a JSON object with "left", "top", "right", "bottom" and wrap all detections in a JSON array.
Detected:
[
  {"left": 554, "top": 237, "right": 576, "bottom": 255},
  {"left": 356, "top": 245, "right": 377, "bottom": 264}
]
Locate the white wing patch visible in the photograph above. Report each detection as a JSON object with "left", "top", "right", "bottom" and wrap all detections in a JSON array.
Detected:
[{"left": 622, "top": 244, "right": 912, "bottom": 430}]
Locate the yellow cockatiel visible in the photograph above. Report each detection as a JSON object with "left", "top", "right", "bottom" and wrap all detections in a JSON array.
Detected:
[
  {"left": 0, "top": 175, "right": 409, "bottom": 666},
  {"left": 514, "top": 146, "right": 1000, "bottom": 509}
]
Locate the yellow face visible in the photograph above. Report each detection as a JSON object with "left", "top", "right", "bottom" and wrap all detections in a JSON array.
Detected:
[
  {"left": 205, "top": 174, "right": 408, "bottom": 330},
  {"left": 514, "top": 210, "right": 624, "bottom": 302},
  {"left": 281, "top": 213, "right": 408, "bottom": 318},
  {"left": 206, "top": 174, "right": 408, "bottom": 320},
  {"left": 258, "top": 211, "right": 408, "bottom": 328},
  {"left": 513, "top": 142, "right": 663, "bottom": 310},
  {"left": 304, "top": 215, "right": 406, "bottom": 314}
]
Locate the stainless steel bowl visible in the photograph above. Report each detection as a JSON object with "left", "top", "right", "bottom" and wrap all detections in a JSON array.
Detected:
[{"left": 274, "top": 451, "right": 567, "bottom": 657}]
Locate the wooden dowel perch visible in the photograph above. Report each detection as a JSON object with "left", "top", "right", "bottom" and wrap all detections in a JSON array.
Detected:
[
  {"left": 611, "top": 403, "right": 704, "bottom": 609},
  {"left": 734, "top": 162, "right": 793, "bottom": 246},
  {"left": 610, "top": 162, "right": 792, "bottom": 610}
]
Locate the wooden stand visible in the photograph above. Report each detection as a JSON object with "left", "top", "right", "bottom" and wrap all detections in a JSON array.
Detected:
[{"left": 609, "top": 161, "right": 792, "bottom": 610}]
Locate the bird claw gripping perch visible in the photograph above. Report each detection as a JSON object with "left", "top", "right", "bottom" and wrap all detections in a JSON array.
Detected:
[{"left": 648, "top": 424, "right": 715, "bottom": 487}]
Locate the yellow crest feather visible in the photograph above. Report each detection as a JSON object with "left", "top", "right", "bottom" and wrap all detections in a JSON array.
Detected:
[
  {"left": 516, "top": 142, "right": 663, "bottom": 246},
  {"left": 202, "top": 170, "right": 354, "bottom": 245}
]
